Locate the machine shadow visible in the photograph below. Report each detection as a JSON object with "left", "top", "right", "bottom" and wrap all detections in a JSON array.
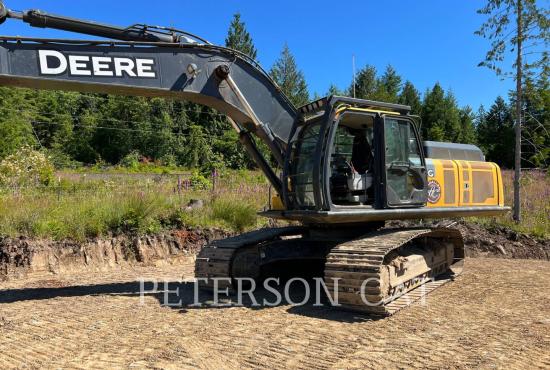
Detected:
[
  {"left": 154, "top": 279, "right": 382, "bottom": 323},
  {"left": 0, "top": 281, "right": 142, "bottom": 304},
  {"left": 0, "top": 279, "right": 381, "bottom": 323}
]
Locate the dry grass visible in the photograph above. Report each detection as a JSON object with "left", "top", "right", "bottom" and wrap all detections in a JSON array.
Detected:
[{"left": 472, "top": 169, "right": 550, "bottom": 238}]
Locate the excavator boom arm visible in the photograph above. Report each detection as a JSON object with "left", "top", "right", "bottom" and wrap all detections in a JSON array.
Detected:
[{"left": 0, "top": 2, "right": 298, "bottom": 195}]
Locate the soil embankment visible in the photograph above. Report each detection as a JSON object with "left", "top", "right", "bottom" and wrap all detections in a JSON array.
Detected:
[
  {"left": 1, "top": 222, "right": 548, "bottom": 281},
  {"left": 387, "top": 220, "right": 550, "bottom": 260},
  {"left": 0, "top": 229, "right": 228, "bottom": 281},
  {"left": 457, "top": 222, "right": 550, "bottom": 259}
]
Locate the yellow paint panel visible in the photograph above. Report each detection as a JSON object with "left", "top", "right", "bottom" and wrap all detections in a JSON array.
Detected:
[
  {"left": 427, "top": 159, "right": 503, "bottom": 208},
  {"left": 427, "top": 159, "right": 459, "bottom": 207}
]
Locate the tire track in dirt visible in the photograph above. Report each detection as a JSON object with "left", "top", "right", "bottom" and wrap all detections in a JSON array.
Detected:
[{"left": 0, "top": 258, "right": 548, "bottom": 369}]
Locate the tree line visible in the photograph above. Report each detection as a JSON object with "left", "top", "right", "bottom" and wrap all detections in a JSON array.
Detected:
[{"left": 0, "top": 12, "right": 547, "bottom": 170}]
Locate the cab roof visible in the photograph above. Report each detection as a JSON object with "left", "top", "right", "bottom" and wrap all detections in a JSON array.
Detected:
[{"left": 298, "top": 96, "right": 411, "bottom": 117}]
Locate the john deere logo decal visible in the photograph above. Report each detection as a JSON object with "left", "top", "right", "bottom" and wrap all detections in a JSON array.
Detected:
[
  {"left": 37, "top": 50, "right": 157, "bottom": 78},
  {"left": 427, "top": 180, "right": 441, "bottom": 203}
]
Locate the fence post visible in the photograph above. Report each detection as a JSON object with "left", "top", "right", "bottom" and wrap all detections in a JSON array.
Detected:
[{"left": 212, "top": 168, "right": 218, "bottom": 194}]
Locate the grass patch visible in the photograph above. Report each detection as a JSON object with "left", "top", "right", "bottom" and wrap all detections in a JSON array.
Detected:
[
  {"left": 0, "top": 168, "right": 547, "bottom": 240},
  {"left": 211, "top": 198, "right": 257, "bottom": 232},
  {"left": 0, "top": 170, "right": 270, "bottom": 240}
]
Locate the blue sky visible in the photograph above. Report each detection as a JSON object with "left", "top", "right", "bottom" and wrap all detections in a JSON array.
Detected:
[{"left": 1, "top": 0, "right": 516, "bottom": 109}]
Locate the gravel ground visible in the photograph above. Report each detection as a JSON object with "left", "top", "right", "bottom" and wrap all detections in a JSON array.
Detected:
[{"left": 0, "top": 257, "right": 549, "bottom": 369}]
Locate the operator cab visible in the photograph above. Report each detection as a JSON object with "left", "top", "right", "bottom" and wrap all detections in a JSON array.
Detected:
[{"left": 284, "top": 96, "right": 428, "bottom": 213}]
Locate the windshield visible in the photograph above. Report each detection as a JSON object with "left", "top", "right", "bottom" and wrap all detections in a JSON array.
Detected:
[{"left": 287, "top": 122, "right": 321, "bottom": 209}]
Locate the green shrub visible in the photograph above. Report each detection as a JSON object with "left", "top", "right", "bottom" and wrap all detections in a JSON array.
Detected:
[
  {"left": 160, "top": 153, "right": 177, "bottom": 167},
  {"left": 119, "top": 151, "right": 141, "bottom": 169},
  {"left": 174, "top": 209, "right": 209, "bottom": 229},
  {"left": 110, "top": 194, "right": 163, "bottom": 234},
  {"left": 47, "top": 149, "right": 82, "bottom": 170},
  {"left": 199, "top": 152, "right": 226, "bottom": 176},
  {"left": 0, "top": 146, "right": 54, "bottom": 188},
  {"left": 190, "top": 170, "right": 212, "bottom": 190}
]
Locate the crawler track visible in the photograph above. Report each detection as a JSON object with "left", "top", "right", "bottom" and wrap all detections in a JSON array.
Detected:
[
  {"left": 324, "top": 228, "right": 464, "bottom": 315},
  {"left": 196, "top": 227, "right": 464, "bottom": 316}
]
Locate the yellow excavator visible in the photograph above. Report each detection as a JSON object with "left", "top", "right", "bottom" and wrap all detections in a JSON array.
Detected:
[{"left": 0, "top": 2, "right": 509, "bottom": 315}]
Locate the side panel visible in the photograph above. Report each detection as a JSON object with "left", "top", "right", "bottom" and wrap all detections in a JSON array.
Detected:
[
  {"left": 460, "top": 161, "right": 501, "bottom": 206},
  {"left": 426, "top": 159, "right": 502, "bottom": 208}
]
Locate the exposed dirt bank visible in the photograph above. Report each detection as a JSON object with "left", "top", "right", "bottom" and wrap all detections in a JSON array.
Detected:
[
  {"left": 1, "top": 221, "right": 548, "bottom": 282},
  {"left": 457, "top": 222, "right": 550, "bottom": 260},
  {"left": 0, "top": 228, "right": 229, "bottom": 281}
]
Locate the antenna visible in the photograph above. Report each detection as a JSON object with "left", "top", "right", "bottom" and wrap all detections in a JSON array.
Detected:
[{"left": 352, "top": 54, "right": 356, "bottom": 98}]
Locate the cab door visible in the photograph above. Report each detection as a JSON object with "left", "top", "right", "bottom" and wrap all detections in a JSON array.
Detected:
[{"left": 382, "top": 116, "right": 428, "bottom": 207}]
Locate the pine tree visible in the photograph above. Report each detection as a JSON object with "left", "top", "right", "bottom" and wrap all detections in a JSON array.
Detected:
[
  {"left": 225, "top": 13, "right": 258, "bottom": 60},
  {"left": 421, "top": 83, "right": 446, "bottom": 140},
  {"left": 0, "top": 87, "right": 35, "bottom": 158},
  {"left": 458, "top": 106, "right": 477, "bottom": 144},
  {"left": 349, "top": 65, "right": 377, "bottom": 99},
  {"left": 421, "top": 83, "right": 462, "bottom": 142},
  {"left": 0, "top": 87, "right": 38, "bottom": 160},
  {"left": 398, "top": 81, "right": 422, "bottom": 115},
  {"left": 474, "top": 105, "right": 487, "bottom": 136},
  {"left": 476, "top": 96, "right": 515, "bottom": 167},
  {"left": 67, "top": 108, "right": 100, "bottom": 164},
  {"left": 92, "top": 95, "right": 149, "bottom": 163},
  {"left": 375, "top": 65, "right": 402, "bottom": 102},
  {"left": 270, "top": 43, "right": 310, "bottom": 107},
  {"left": 143, "top": 97, "right": 177, "bottom": 161},
  {"left": 327, "top": 84, "right": 344, "bottom": 97},
  {"left": 184, "top": 125, "right": 212, "bottom": 169},
  {"left": 442, "top": 91, "right": 463, "bottom": 142},
  {"left": 512, "top": 74, "right": 550, "bottom": 167}
]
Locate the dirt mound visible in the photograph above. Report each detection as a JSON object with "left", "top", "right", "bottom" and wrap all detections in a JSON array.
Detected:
[
  {"left": 387, "top": 220, "right": 550, "bottom": 260},
  {"left": 457, "top": 222, "right": 550, "bottom": 259},
  {"left": 0, "top": 228, "right": 229, "bottom": 281}
]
